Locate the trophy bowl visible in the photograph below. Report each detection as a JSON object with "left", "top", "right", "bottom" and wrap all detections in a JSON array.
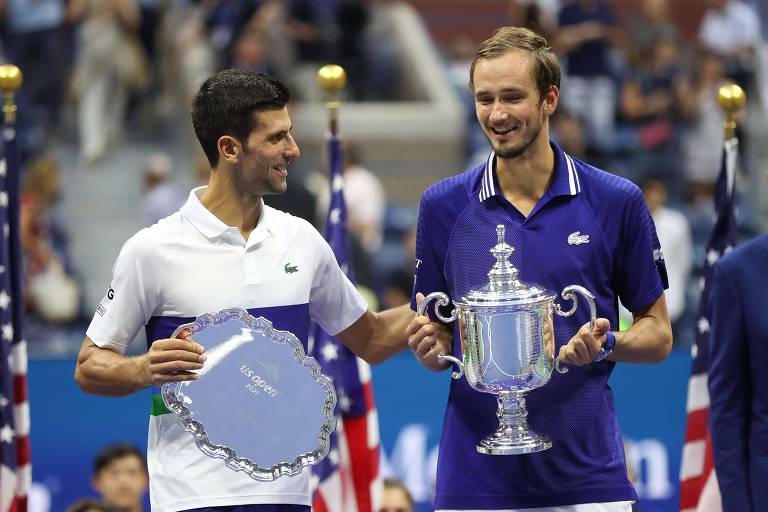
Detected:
[{"left": 418, "top": 225, "right": 596, "bottom": 455}]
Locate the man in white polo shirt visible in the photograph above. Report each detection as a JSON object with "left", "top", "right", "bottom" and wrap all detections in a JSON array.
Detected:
[{"left": 74, "top": 70, "right": 448, "bottom": 512}]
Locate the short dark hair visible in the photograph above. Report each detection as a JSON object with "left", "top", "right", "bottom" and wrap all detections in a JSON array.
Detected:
[
  {"left": 93, "top": 443, "right": 147, "bottom": 476},
  {"left": 66, "top": 498, "right": 118, "bottom": 512},
  {"left": 470, "top": 26, "right": 560, "bottom": 101},
  {"left": 191, "top": 70, "right": 291, "bottom": 167}
]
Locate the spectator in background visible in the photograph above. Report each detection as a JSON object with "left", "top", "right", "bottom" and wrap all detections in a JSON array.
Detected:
[
  {"left": 551, "top": 110, "right": 587, "bottom": 159},
  {"left": 5, "top": 0, "right": 68, "bottom": 136},
  {"left": 618, "top": 36, "right": 693, "bottom": 195},
  {"left": 625, "top": 0, "right": 679, "bottom": 67},
  {"left": 642, "top": 176, "right": 693, "bottom": 345},
  {"left": 336, "top": 0, "right": 370, "bottom": 100},
  {"left": 68, "top": 0, "right": 148, "bottom": 165},
  {"left": 140, "top": 152, "right": 183, "bottom": 227},
  {"left": 168, "top": 4, "right": 216, "bottom": 101},
  {"left": 204, "top": 0, "right": 262, "bottom": 61},
  {"left": 445, "top": 33, "right": 491, "bottom": 164},
  {"left": 263, "top": 168, "right": 319, "bottom": 227},
  {"left": 66, "top": 499, "right": 119, "bottom": 512},
  {"left": 282, "top": 0, "right": 385, "bottom": 101},
  {"left": 20, "top": 155, "right": 63, "bottom": 277},
  {"left": 551, "top": 109, "right": 616, "bottom": 171},
  {"left": 507, "top": 0, "right": 559, "bottom": 37},
  {"left": 284, "top": 0, "right": 336, "bottom": 99},
  {"left": 381, "top": 268, "right": 413, "bottom": 311},
  {"left": 698, "top": 0, "right": 762, "bottom": 98},
  {"left": 231, "top": 26, "right": 271, "bottom": 74},
  {"left": 91, "top": 444, "right": 148, "bottom": 512},
  {"left": 136, "top": 0, "right": 162, "bottom": 63},
  {"left": 362, "top": 0, "right": 401, "bottom": 101},
  {"left": 313, "top": 143, "right": 386, "bottom": 254},
  {"left": 133, "top": 0, "right": 165, "bottom": 121},
  {"left": 20, "top": 155, "right": 80, "bottom": 323},
  {"left": 553, "top": 0, "right": 621, "bottom": 152},
  {"left": 682, "top": 51, "right": 728, "bottom": 204},
  {"left": 380, "top": 478, "right": 414, "bottom": 512},
  {"left": 379, "top": 221, "right": 417, "bottom": 310},
  {"left": 343, "top": 144, "right": 386, "bottom": 254}
]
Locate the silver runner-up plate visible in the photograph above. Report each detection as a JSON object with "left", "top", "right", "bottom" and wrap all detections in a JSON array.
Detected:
[{"left": 161, "top": 308, "right": 337, "bottom": 481}]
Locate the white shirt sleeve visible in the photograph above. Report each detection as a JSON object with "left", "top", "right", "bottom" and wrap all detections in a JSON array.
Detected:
[
  {"left": 85, "top": 231, "right": 162, "bottom": 353},
  {"left": 307, "top": 229, "right": 368, "bottom": 336}
]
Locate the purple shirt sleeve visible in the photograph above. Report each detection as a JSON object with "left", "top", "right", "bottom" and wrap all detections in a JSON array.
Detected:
[
  {"left": 411, "top": 193, "right": 449, "bottom": 313},
  {"left": 614, "top": 186, "right": 667, "bottom": 312}
]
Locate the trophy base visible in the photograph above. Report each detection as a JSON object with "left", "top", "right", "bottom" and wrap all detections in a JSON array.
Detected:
[{"left": 476, "top": 431, "right": 552, "bottom": 455}]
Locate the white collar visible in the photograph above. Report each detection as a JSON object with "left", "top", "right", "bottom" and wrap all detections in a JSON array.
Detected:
[{"left": 180, "top": 186, "right": 277, "bottom": 246}]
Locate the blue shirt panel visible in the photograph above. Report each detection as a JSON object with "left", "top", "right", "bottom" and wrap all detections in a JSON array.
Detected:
[
  {"left": 413, "top": 144, "right": 665, "bottom": 508},
  {"left": 145, "top": 304, "right": 311, "bottom": 351}
]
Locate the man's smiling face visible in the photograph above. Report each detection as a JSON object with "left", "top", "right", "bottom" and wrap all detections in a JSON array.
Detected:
[{"left": 473, "top": 49, "right": 553, "bottom": 159}]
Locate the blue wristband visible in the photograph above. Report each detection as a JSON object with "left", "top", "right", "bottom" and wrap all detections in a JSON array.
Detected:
[
  {"left": 604, "top": 330, "right": 616, "bottom": 352},
  {"left": 593, "top": 330, "right": 615, "bottom": 362}
]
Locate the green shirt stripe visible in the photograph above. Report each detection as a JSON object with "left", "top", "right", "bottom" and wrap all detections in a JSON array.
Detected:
[{"left": 151, "top": 392, "right": 172, "bottom": 416}]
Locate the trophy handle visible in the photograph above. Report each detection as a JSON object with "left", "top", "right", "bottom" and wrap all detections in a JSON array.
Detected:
[
  {"left": 417, "top": 292, "right": 462, "bottom": 378},
  {"left": 416, "top": 291, "right": 458, "bottom": 323},
  {"left": 552, "top": 285, "right": 597, "bottom": 375},
  {"left": 437, "top": 354, "right": 465, "bottom": 380}
]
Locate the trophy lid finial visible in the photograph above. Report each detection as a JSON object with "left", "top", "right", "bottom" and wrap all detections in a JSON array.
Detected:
[
  {"left": 488, "top": 224, "right": 519, "bottom": 286},
  {"left": 461, "top": 224, "right": 556, "bottom": 306}
]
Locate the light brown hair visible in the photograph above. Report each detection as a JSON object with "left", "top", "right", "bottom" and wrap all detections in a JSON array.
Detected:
[{"left": 469, "top": 26, "right": 561, "bottom": 100}]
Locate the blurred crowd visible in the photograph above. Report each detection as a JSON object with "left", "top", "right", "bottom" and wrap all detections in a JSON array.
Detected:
[
  {"left": 0, "top": 0, "right": 766, "bottom": 350},
  {"left": 1, "top": 0, "right": 403, "bottom": 162}
]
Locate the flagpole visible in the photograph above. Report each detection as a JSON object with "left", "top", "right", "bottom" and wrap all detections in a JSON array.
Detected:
[
  {"left": 717, "top": 82, "right": 745, "bottom": 140},
  {"left": 0, "top": 65, "right": 23, "bottom": 125},
  {"left": 317, "top": 64, "right": 347, "bottom": 136}
]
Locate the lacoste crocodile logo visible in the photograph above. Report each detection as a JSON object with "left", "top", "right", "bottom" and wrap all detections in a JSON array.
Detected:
[
  {"left": 567, "top": 231, "right": 590, "bottom": 246},
  {"left": 284, "top": 263, "right": 298, "bottom": 274}
]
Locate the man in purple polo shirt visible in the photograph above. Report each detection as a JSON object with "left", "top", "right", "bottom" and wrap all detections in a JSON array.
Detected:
[{"left": 406, "top": 27, "right": 672, "bottom": 511}]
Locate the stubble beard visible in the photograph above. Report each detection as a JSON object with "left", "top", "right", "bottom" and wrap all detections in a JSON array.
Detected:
[
  {"left": 491, "top": 119, "right": 543, "bottom": 160},
  {"left": 232, "top": 161, "right": 286, "bottom": 203}
]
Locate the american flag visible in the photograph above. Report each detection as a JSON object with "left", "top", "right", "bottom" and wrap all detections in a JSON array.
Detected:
[
  {"left": 0, "top": 118, "right": 31, "bottom": 510},
  {"left": 678, "top": 138, "right": 739, "bottom": 512},
  {"left": 308, "top": 133, "right": 381, "bottom": 512}
]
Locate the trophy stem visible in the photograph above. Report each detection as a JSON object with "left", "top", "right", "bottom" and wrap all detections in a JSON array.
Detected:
[{"left": 476, "top": 391, "right": 552, "bottom": 455}]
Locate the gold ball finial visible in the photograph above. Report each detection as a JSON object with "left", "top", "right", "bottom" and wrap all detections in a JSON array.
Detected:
[
  {"left": 317, "top": 64, "right": 347, "bottom": 93},
  {"left": 0, "top": 65, "right": 23, "bottom": 93},
  {"left": 718, "top": 82, "right": 746, "bottom": 114}
]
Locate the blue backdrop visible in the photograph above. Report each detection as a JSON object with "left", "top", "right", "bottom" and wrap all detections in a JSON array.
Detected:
[{"left": 29, "top": 350, "right": 690, "bottom": 511}]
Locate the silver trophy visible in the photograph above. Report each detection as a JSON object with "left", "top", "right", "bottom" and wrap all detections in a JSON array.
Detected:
[{"left": 417, "top": 224, "right": 596, "bottom": 455}]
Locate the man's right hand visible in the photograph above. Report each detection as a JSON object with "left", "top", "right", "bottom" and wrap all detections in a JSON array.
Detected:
[
  {"left": 143, "top": 330, "right": 207, "bottom": 385},
  {"left": 407, "top": 293, "right": 454, "bottom": 372}
]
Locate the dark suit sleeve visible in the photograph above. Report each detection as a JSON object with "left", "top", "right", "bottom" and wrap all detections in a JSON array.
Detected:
[{"left": 707, "top": 259, "right": 753, "bottom": 512}]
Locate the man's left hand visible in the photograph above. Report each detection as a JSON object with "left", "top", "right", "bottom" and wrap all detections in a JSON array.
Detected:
[{"left": 557, "top": 317, "right": 612, "bottom": 366}]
